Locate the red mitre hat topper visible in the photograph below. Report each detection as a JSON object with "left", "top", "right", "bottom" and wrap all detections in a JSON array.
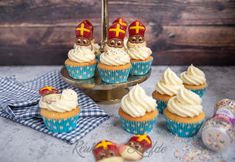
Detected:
[
  {"left": 112, "top": 17, "right": 128, "bottom": 31},
  {"left": 39, "top": 86, "right": 59, "bottom": 96},
  {"left": 81, "top": 20, "right": 94, "bottom": 38},
  {"left": 93, "top": 140, "right": 120, "bottom": 156},
  {"left": 128, "top": 20, "right": 146, "bottom": 37},
  {"left": 75, "top": 21, "right": 93, "bottom": 40},
  {"left": 108, "top": 23, "right": 126, "bottom": 41},
  {"left": 129, "top": 134, "right": 152, "bottom": 151}
]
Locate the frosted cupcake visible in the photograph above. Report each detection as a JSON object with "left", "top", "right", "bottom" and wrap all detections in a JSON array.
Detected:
[
  {"left": 127, "top": 20, "right": 153, "bottom": 75},
  {"left": 119, "top": 84, "right": 158, "bottom": 134},
  {"left": 180, "top": 64, "right": 207, "bottom": 97},
  {"left": 163, "top": 87, "right": 205, "bottom": 137},
  {"left": 65, "top": 20, "right": 97, "bottom": 79},
  {"left": 39, "top": 86, "right": 80, "bottom": 133},
  {"left": 152, "top": 68, "right": 183, "bottom": 113},
  {"left": 98, "top": 23, "right": 131, "bottom": 83}
]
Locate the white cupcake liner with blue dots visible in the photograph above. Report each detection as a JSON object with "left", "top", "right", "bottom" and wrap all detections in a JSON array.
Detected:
[
  {"left": 156, "top": 99, "right": 168, "bottom": 114},
  {"left": 42, "top": 113, "right": 80, "bottom": 133},
  {"left": 65, "top": 64, "right": 96, "bottom": 80},
  {"left": 165, "top": 117, "right": 204, "bottom": 138},
  {"left": 119, "top": 116, "right": 158, "bottom": 134},
  {"left": 190, "top": 88, "right": 207, "bottom": 97},
  {"left": 130, "top": 59, "right": 153, "bottom": 76},
  {"left": 98, "top": 67, "right": 131, "bottom": 83}
]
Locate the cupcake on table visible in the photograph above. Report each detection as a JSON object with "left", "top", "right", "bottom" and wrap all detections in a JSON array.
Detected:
[
  {"left": 152, "top": 68, "right": 183, "bottom": 113},
  {"left": 119, "top": 84, "right": 158, "bottom": 134},
  {"left": 39, "top": 86, "right": 80, "bottom": 133},
  {"left": 163, "top": 87, "right": 205, "bottom": 137},
  {"left": 65, "top": 20, "right": 97, "bottom": 80},
  {"left": 127, "top": 20, "right": 153, "bottom": 75},
  {"left": 180, "top": 64, "right": 207, "bottom": 97},
  {"left": 98, "top": 23, "right": 131, "bottom": 84}
]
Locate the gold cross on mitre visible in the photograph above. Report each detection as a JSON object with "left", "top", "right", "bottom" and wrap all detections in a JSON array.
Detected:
[
  {"left": 130, "top": 21, "right": 145, "bottom": 34},
  {"left": 118, "top": 19, "right": 127, "bottom": 27},
  {"left": 95, "top": 140, "right": 113, "bottom": 149},
  {"left": 109, "top": 24, "right": 125, "bottom": 37},
  {"left": 135, "top": 134, "right": 151, "bottom": 144},
  {"left": 76, "top": 23, "right": 90, "bottom": 36}
]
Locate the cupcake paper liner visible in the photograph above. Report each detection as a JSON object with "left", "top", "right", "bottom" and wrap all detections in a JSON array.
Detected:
[
  {"left": 98, "top": 67, "right": 131, "bottom": 83},
  {"left": 156, "top": 99, "right": 168, "bottom": 114},
  {"left": 165, "top": 117, "right": 205, "bottom": 138},
  {"left": 42, "top": 113, "right": 80, "bottom": 133},
  {"left": 65, "top": 64, "right": 96, "bottom": 80},
  {"left": 190, "top": 88, "right": 207, "bottom": 97},
  {"left": 119, "top": 116, "right": 158, "bottom": 134},
  {"left": 130, "top": 59, "right": 153, "bottom": 76}
]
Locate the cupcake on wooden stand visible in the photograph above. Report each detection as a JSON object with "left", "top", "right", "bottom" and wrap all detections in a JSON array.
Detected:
[
  {"left": 65, "top": 20, "right": 97, "bottom": 80},
  {"left": 127, "top": 20, "right": 153, "bottom": 75},
  {"left": 98, "top": 23, "right": 131, "bottom": 83}
]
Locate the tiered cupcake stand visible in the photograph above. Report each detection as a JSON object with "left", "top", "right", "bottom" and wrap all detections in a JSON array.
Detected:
[{"left": 60, "top": 0, "right": 151, "bottom": 103}]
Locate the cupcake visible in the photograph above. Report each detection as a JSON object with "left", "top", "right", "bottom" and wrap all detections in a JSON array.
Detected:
[
  {"left": 39, "top": 86, "right": 80, "bottom": 133},
  {"left": 119, "top": 84, "right": 158, "bottom": 134},
  {"left": 98, "top": 23, "right": 131, "bottom": 83},
  {"left": 180, "top": 64, "right": 207, "bottom": 97},
  {"left": 163, "top": 87, "right": 205, "bottom": 137},
  {"left": 127, "top": 20, "right": 153, "bottom": 75},
  {"left": 152, "top": 68, "right": 183, "bottom": 113},
  {"left": 65, "top": 20, "right": 97, "bottom": 80}
]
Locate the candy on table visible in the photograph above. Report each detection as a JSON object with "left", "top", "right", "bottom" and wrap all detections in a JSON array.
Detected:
[
  {"left": 118, "top": 134, "right": 152, "bottom": 161},
  {"left": 202, "top": 98, "right": 235, "bottom": 151},
  {"left": 93, "top": 140, "right": 124, "bottom": 162}
]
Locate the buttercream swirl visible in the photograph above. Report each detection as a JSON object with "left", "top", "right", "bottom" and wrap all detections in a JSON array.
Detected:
[
  {"left": 180, "top": 64, "right": 206, "bottom": 86},
  {"left": 68, "top": 45, "right": 95, "bottom": 63},
  {"left": 39, "top": 89, "right": 78, "bottom": 112},
  {"left": 100, "top": 48, "right": 130, "bottom": 66},
  {"left": 155, "top": 68, "right": 183, "bottom": 96},
  {"left": 127, "top": 46, "right": 152, "bottom": 60},
  {"left": 168, "top": 87, "right": 203, "bottom": 117},
  {"left": 121, "top": 84, "right": 157, "bottom": 117}
]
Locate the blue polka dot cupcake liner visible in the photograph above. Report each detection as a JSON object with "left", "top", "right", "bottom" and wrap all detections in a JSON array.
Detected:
[
  {"left": 119, "top": 116, "right": 158, "bottom": 134},
  {"left": 165, "top": 118, "right": 205, "bottom": 138},
  {"left": 65, "top": 64, "right": 97, "bottom": 80},
  {"left": 190, "top": 88, "right": 207, "bottom": 97},
  {"left": 98, "top": 67, "right": 131, "bottom": 83},
  {"left": 156, "top": 99, "right": 168, "bottom": 114},
  {"left": 42, "top": 113, "right": 80, "bottom": 133},
  {"left": 130, "top": 59, "right": 153, "bottom": 76}
]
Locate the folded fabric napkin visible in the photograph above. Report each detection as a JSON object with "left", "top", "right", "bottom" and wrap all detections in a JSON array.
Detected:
[{"left": 0, "top": 71, "right": 109, "bottom": 144}]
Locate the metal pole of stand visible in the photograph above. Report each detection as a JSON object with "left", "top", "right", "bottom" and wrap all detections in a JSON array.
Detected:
[{"left": 101, "top": 0, "right": 109, "bottom": 52}]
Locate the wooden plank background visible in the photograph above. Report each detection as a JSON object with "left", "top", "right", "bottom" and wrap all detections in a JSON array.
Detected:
[{"left": 0, "top": 0, "right": 235, "bottom": 65}]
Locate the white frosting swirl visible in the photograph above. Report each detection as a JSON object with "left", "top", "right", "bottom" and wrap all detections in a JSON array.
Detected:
[
  {"left": 127, "top": 46, "right": 152, "bottom": 60},
  {"left": 100, "top": 48, "right": 130, "bottom": 66},
  {"left": 39, "top": 89, "right": 78, "bottom": 112},
  {"left": 155, "top": 68, "right": 183, "bottom": 96},
  {"left": 168, "top": 87, "right": 203, "bottom": 117},
  {"left": 121, "top": 84, "right": 157, "bottom": 117},
  {"left": 180, "top": 64, "right": 206, "bottom": 85},
  {"left": 68, "top": 45, "right": 95, "bottom": 63}
]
